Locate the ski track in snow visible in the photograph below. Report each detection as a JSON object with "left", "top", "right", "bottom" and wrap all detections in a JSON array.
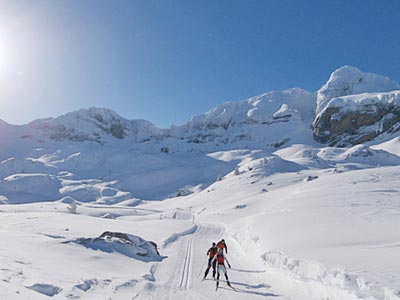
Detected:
[
  {"left": 178, "top": 226, "right": 199, "bottom": 290},
  {"left": 136, "top": 222, "right": 215, "bottom": 300},
  {"left": 134, "top": 219, "right": 287, "bottom": 300}
]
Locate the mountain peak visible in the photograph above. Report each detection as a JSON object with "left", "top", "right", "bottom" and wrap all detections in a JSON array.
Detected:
[
  {"left": 316, "top": 65, "right": 400, "bottom": 115},
  {"left": 26, "top": 107, "right": 160, "bottom": 143},
  {"left": 328, "top": 65, "right": 364, "bottom": 77}
]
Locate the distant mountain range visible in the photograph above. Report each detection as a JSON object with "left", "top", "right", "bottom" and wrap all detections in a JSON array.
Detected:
[{"left": 2, "top": 65, "right": 398, "bottom": 151}]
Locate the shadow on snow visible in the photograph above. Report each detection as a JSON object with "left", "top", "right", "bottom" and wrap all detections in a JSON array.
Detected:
[{"left": 206, "top": 279, "right": 279, "bottom": 297}]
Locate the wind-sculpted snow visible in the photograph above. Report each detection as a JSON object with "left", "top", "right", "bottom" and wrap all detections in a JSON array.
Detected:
[
  {"left": 60, "top": 179, "right": 134, "bottom": 204},
  {"left": 0, "top": 173, "right": 62, "bottom": 204},
  {"left": 231, "top": 155, "right": 305, "bottom": 177},
  {"left": 0, "top": 157, "right": 58, "bottom": 178},
  {"left": 274, "top": 144, "right": 400, "bottom": 170},
  {"left": 162, "top": 225, "right": 198, "bottom": 248},
  {"left": 261, "top": 250, "right": 377, "bottom": 299},
  {"left": 371, "top": 136, "right": 400, "bottom": 156}
]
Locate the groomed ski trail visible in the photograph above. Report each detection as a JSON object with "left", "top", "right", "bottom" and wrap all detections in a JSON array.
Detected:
[
  {"left": 178, "top": 225, "right": 205, "bottom": 290},
  {"left": 134, "top": 221, "right": 286, "bottom": 300}
]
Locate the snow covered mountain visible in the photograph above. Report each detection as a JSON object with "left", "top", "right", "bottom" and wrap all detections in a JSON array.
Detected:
[
  {"left": 2, "top": 66, "right": 397, "bottom": 151},
  {"left": 166, "top": 88, "right": 316, "bottom": 150},
  {"left": 2, "top": 89, "right": 316, "bottom": 151},
  {"left": 26, "top": 107, "right": 162, "bottom": 143},
  {"left": 315, "top": 66, "right": 400, "bottom": 115},
  {"left": 313, "top": 66, "right": 400, "bottom": 146},
  {"left": 0, "top": 66, "right": 399, "bottom": 300}
]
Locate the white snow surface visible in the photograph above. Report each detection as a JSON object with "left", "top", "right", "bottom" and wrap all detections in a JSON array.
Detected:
[
  {"left": 371, "top": 137, "right": 400, "bottom": 156},
  {"left": 0, "top": 65, "right": 399, "bottom": 300},
  {"left": 320, "top": 90, "right": 400, "bottom": 113}
]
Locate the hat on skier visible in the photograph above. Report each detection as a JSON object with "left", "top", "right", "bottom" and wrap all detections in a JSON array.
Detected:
[{"left": 212, "top": 242, "right": 216, "bottom": 246}]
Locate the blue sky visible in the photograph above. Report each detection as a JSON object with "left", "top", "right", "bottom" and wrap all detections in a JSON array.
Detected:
[{"left": 1, "top": 0, "right": 400, "bottom": 128}]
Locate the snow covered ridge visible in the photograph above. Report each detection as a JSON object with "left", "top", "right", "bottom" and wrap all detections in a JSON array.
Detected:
[
  {"left": 0, "top": 65, "right": 398, "bottom": 149},
  {"left": 25, "top": 88, "right": 315, "bottom": 150},
  {"left": 163, "top": 87, "right": 316, "bottom": 149},
  {"left": 313, "top": 90, "right": 400, "bottom": 146},
  {"left": 176, "top": 88, "right": 314, "bottom": 130},
  {"left": 27, "top": 107, "right": 162, "bottom": 143}
]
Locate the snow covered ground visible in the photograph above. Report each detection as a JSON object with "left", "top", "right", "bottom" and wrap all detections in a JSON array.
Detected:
[{"left": 0, "top": 140, "right": 399, "bottom": 299}]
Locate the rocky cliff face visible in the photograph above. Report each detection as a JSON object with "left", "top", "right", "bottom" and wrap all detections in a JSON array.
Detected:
[
  {"left": 313, "top": 67, "right": 400, "bottom": 146},
  {"left": 313, "top": 91, "right": 400, "bottom": 146}
]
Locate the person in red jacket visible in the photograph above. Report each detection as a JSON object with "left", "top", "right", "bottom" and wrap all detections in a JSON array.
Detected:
[
  {"left": 212, "top": 248, "right": 231, "bottom": 289},
  {"left": 216, "top": 239, "right": 227, "bottom": 254},
  {"left": 203, "top": 242, "right": 218, "bottom": 279}
]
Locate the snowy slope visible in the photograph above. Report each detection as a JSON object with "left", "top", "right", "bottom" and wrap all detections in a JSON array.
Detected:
[{"left": 1, "top": 150, "right": 399, "bottom": 299}]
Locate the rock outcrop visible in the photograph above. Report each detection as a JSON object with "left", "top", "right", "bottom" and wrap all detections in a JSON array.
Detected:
[
  {"left": 315, "top": 66, "right": 399, "bottom": 116},
  {"left": 313, "top": 91, "right": 400, "bottom": 146},
  {"left": 69, "top": 231, "right": 161, "bottom": 261}
]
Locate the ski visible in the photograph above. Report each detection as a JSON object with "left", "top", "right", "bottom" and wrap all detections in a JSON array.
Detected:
[{"left": 215, "top": 282, "right": 235, "bottom": 291}]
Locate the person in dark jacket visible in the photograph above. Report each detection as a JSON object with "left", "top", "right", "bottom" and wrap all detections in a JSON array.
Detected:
[
  {"left": 216, "top": 239, "right": 227, "bottom": 254},
  {"left": 203, "top": 242, "right": 217, "bottom": 279}
]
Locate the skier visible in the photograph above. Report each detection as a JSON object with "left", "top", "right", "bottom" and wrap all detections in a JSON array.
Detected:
[
  {"left": 216, "top": 238, "right": 228, "bottom": 254},
  {"left": 203, "top": 242, "right": 217, "bottom": 280},
  {"left": 212, "top": 248, "right": 232, "bottom": 290}
]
